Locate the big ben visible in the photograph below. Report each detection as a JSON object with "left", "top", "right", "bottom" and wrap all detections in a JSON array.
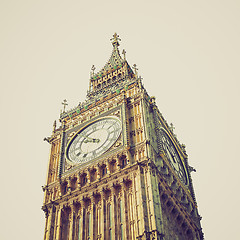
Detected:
[{"left": 42, "top": 33, "right": 203, "bottom": 240}]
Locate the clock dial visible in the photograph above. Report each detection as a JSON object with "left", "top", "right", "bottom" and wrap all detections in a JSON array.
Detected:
[
  {"left": 66, "top": 117, "right": 121, "bottom": 164},
  {"left": 160, "top": 129, "right": 188, "bottom": 185}
]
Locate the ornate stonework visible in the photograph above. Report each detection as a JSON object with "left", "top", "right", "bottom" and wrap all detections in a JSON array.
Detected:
[{"left": 42, "top": 34, "right": 203, "bottom": 240}]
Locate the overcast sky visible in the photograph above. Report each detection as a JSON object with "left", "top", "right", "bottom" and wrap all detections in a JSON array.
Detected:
[{"left": 1, "top": 1, "right": 240, "bottom": 239}]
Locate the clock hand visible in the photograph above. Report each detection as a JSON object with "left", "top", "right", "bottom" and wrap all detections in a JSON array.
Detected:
[
  {"left": 83, "top": 138, "right": 91, "bottom": 143},
  {"left": 83, "top": 136, "right": 100, "bottom": 143}
]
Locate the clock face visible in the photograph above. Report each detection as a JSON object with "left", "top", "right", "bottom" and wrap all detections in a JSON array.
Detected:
[
  {"left": 66, "top": 117, "right": 122, "bottom": 164},
  {"left": 160, "top": 130, "right": 188, "bottom": 185}
]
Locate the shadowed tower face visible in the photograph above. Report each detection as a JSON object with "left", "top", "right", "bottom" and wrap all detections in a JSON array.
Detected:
[{"left": 42, "top": 33, "right": 203, "bottom": 240}]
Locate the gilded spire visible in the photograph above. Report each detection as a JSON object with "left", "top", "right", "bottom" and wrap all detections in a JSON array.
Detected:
[
  {"left": 87, "top": 34, "right": 135, "bottom": 94},
  {"left": 91, "top": 33, "right": 123, "bottom": 78}
]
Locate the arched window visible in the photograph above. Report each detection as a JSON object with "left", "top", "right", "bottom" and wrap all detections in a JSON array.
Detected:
[
  {"left": 101, "top": 164, "right": 107, "bottom": 177},
  {"left": 90, "top": 169, "right": 97, "bottom": 182},
  {"left": 87, "top": 212, "right": 91, "bottom": 239},
  {"left": 61, "top": 209, "right": 70, "bottom": 240},
  {"left": 81, "top": 173, "right": 87, "bottom": 186},
  {"left": 61, "top": 182, "right": 68, "bottom": 195},
  {"left": 70, "top": 177, "right": 77, "bottom": 191},
  {"left": 110, "top": 160, "right": 117, "bottom": 173},
  {"left": 120, "top": 155, "right": 127, "bottom": 169}
]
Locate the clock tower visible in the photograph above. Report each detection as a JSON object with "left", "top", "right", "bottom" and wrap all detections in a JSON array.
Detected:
[{"left": 42, "top": 33, "right": 203, "bottom": 240}]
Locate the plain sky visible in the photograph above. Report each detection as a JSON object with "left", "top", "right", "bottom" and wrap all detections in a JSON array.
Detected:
[{"left": 0, "top": 0, "right": 240, "bottom": 239}]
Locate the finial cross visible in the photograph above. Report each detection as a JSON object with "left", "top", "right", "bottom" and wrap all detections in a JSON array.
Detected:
[
  {"left": 91, "top": 65, "right": 96, "bottom": 74},
  {"left": 132, "top": 64, "right": 138, "bottom": 75},
  {"left": 110, "top": 33, "right": 121, "bottom": 46},
  {"left": 170, "top": 123, "right": 175, "bottom": 132},
  {"left": 122, "top": 49, "right": 126, "bottom": 60},
  {"left": 62, "top": 99, "right": 68, "bottom": 112},
  {"left": 53, "top": 120, "right": 56, "bottom": 132}
]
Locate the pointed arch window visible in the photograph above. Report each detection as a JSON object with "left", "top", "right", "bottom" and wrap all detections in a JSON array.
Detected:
[
  {"left": 61, "top": 209, "right": 70, "bottom": 240},
  {"left": 87, "top": 212, "right": 91, "bottom": 239}
]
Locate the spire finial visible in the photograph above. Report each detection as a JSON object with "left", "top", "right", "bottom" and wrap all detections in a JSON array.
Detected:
[
  {"left": 132, "top": 64, "right": 138, "bottom": 76},
  {"left": 53, "top": 120, "right": 56, "bottom": 133},
  {"left": 62, "top": 99, "right": 68, "bottom": 113},
  {"left": 170, "top": 123, "right": 175, "bottom": 132},
  {"left": 122, "top": 49, "right": 126, "bottom": 60},
  {"left": 110, "top": 33, "right": 121, "bottom": 47},
  {"left": 91, "top": 65, "right": 96, "bottom": 76}
]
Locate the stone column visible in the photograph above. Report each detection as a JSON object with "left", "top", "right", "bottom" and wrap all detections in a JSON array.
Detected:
[
  {"left": 45, "top": 205, "right": 55, "bottom": 240},
  {"left": 77, "top": 172, "right": 82, "bottom": 190},
  {"left": 100, "top": 189, "right": 105, "bottom": 240},
  {"left": 145, "top": 165, "right": 165, "bottom": 239},
  {"left": 116, "top": 157, "right": 121, "bottom": 171},
  {"left": 96, "top": 205, "right": 101, "bottom": 239},
  {"left": 106, "top": 159, "right": 111, "bottom": 174},
  {"left": 129, "top": 191, "right": 135, "bottom": 240},
  {"left": 131, "top": 174, "right": 139, "bottom": 237},
  {"left": 90, "top": 195, "right": 94, "bottom": 240},
  {"left": 140, "top": 97, "right": 151, "bottom": 159},
  {"left": 135, "top": 169, "right": 147, "bottom": 237},
  {"left": 120, "top": 180, "right": 127, "bottom": 240},
  {"left": 110, "top": 186, "right": 116, "bottom": 240},
  {"left": 124, "top": 148, "right": 131, "bottom": 165},
  {"left": 67, "top": 177, "right": 72, "bottom": 194},
  {"left": 43, "top": 208, "right": 49, "bottom": 240},
  {"left": 86, "top": 168, "right": 91, "bottom": 184},
  {"left": 55, "top": 205, "right": 63, "bottom": 240},
  {"left": 79, "top": 200, "right": 84, "bottom": 240},
  {"left": 97, "top": 164, "right": 101, "bottom": 180},
  {"left": 68, "top": 202, "right": 75, "bottom": 240}
]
